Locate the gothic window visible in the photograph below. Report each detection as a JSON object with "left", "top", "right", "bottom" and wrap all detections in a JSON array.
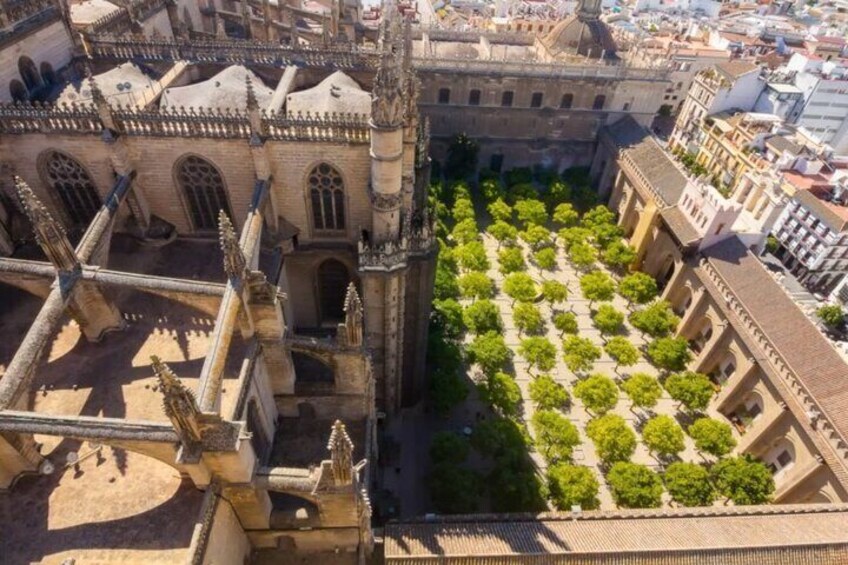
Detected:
[
  {"left": 18, "top": 56, "right": 41, "bottom": 92},
  {"left": 438, "top": 88, "right": 450, "bottom": 104},
  {"left": 501, "top": 91, "right": 514, "bottom": 107},
  {"left": 176, "top": 155, "right": 231, "bottom": 231},
  {"left": 560, "top": 93, "right": 573, "bottom": 109},
  {"left": 468, "top": 89, "right": 481, "bottom": 106},
  {"left": 308, "top": 163, "right": 345, "bottom": 232},
  {"left": 593, "top": 95, "right": 606, "bottom": 110},
  {"left": 317, "top": 259, "right": 349, "bottom": 323},
  {"left": 40, "top": 151, "right": 102, "bottom": 227},
  {"left": 9, "top": 80, "right": 27, "bottom": 102}
]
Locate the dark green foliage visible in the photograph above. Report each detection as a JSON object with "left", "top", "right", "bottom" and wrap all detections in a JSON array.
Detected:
[
  {"left": 429, "top": 463, "right": 481, "bottom": 513},
  {"left": 532, "top": 409, "right": 581, "bottom": 463},
  {"left": 445, "top": 133, "right": 479, "bottom": 180},
  {"left": 711, "top": 456, "right": 775, "bottom": 505},
  {"left": 629, "top": 300, "right": 680, "bottom": 337},
  {"left": 664, "top": 462, "right": 716, "bottom": 507},
  {"left": 432, "top": 298, "right": 465, "bottom": 339},
  {"left": 467, "top": 331, "right": 512, "bottom": 375},
  {"left": 429, "top": 432, "right": 470, "bottom": 464},
  {"left": 647, "top": 337, "right": 693, "bottom": 372},
  {"left": 606, "top": 462, "right": 663, "bottom": 508},
  {"left": 462, "top": 300, "right": 503, "bottom": 334},
  {"left": 548, "top": 464, "right": 600, "bottom": 510},
  {"left": 479, "top": 371, "right": 522, "bottom": 417},
  {"left": 688, "top": 417, "right": 736, "bottom": 458},
  {"left": 664, "top": 371, "right": 714, "bottom": 412}
]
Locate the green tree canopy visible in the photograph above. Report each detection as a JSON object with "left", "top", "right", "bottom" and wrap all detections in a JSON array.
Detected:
[
  {"left": 467, "top": 331, "right": 512, "bottom": 375},
  {"left": 520, "top": 224, "right": 552, "bottom": 250},
  {"left": 462, "top": 299, "right": 503, "bottom": 335},
  {"left": 533, "top": 247, "right": 558, "bottom": 271},
  {"left": 586, "top": 414, "right": 637, "bottom": 464},
  {"left": 515, "top": 198, "right": 548, "bottom": 226},
  {"left": 455, "top": 241, "right": 491, "bottom": 272},
  {"left": 573, "top": 373, "right": 619, "bottom": 415},
  {"left": 487, "top": 464, "right": 548, "bottom": 513},
  {"left": 592, "top": 222, "right": 625, "bottom": 248},
  {"left": 642, "top": 414, "right": 685, "bottom": 458},
  {"left": 503, "top": 272, "right": 538, "bottom": 303},
  {"left": 664, "top": 462, "right": 715, "bottom": 507},
  {"left": 451, "top": 218, "right": 478, "bottom": 245},
  {"left": 688, "top": 417, "right": 736, "bottom": 458},
  {"left": 479, "top": 371, "right": 522, "bottom": 417},
  {"left": 498, "top": 246, "right": 527, "bottom": 274},
  {"left": 432, "top": 298, "right": 465, "bottom": 339},
  {"left": 581, "top": 205, "right": 616, "bottom": 229},
  {"left": 471, "top": 417, "right": 532, "bottom": 467},
  {"left": 602, "top": 240, "right": 637, "bottom": 272},
  {"left": 580, "top": 271, "right": 616, "bottom": 306},
  {"left": 452, "top": 198, "right": 476, "bottom": 223},
  {"left": 487, "top": 198, "right": 513, "bottom": 223},
  {"left": 547, "top": 464, "right": 600, "bottom": 510},
  {"left": 618, "top": 272, "right": 659, "bottom": 306},
  {"left": 429, "top": 432, "right": 470, "bottom": 465},
  {"left": 445, "top": 133, "right": 479, "bottom": 180},
  {"left": 532, "top": 409, "right": 581, "bottom": 463},
  {"left": 553, "top": 311, "right": 579, "bottom": 336},
  {"left": 458, "top": 271, "right": 495, "bottom": 300},
  {"left": 664, "top": 371, "right": 713, "bottom": 413},
  {"left": 558, "top": 226, "right": 592, "bottom": 250},
  {"left": 553, "top": 202, "right": 580, "bottom": 228},
  {"left": 541, "top": 280, "right": 568, "bottom": 305},
  {"left": 647, "top": 337, "right": 693, "bottom": 372},
  {"left": 620, "top": 372, "right": 662, "bottom": 411},
  {"left": 604, "top": 337, "right": 641, "bottom": 371},
  {"left": 817, "top": 304, "right": 845, "bottom": 329},
  {"left": 435, "top": 263, "right": 460, "bottom": 300},
  {"left": 513, "top": 301, "right": 545, "bottom": 335},
  {"left": 429, "top": 463, "right": 481, "bottom": 513},
  {"left": 528, "top": 374, "right": 569, "bottom": 410},
  {"left": 711, "top": 456, "right": 775, "bottom": 505},
  {"left": 487, "top": 220, "right": 518, "bottom": 247},
  {"left": 562, "top": 335, "right": 601, "bottom": 374},
  {"left": 592, "top": 303, "right": 625, "bottom": 337},
  {"left": 480, "top": 177, "right": 505, "bottom": 203},
  {"left": 518, "top": 336, "right": 558, "bottom": 373},
  {"left": 430, "top": 367, "right": 468, "bottom": 416},
  {"left": 630, "top": 300, "right": 680, "bottom": 337},
  {"left": 606, "top": 462, "right": 663, "bottom": 509},
  {"left": 568, "top": 241, "right": 598, "bottom": 271}
]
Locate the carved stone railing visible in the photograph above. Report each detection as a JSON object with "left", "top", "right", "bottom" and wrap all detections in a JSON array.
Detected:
[
  {"left": 3, "top": 0, "right": 55, "bottom": 25},
  {"left": 0, "top": 102, "right": 371, "bottom": 143},
  {"left": 86, "top": 35, "right": 380, "bottom": 69},
  {"left": 0, "top": 0, "right": 59, "bottom": 48},
  {"left": 412, "top": 25, "right": 535, "bottom": 46},
  {"left": 698, "top": 257, "right": 848, "bottom": 468},
  {"left": 87, "top": 8, "right": 132, "bottom": 35},
  {"left": 357, "top": 225, "right": 436, "bottom": 273}
]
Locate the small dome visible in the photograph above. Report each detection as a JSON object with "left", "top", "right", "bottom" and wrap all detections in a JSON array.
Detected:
[{"left": 540, "top": 15, "right": 617, "bottom": 59}]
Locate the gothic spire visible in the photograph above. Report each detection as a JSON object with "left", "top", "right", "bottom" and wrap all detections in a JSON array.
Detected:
[
  {"left": 327, "top": 419, "right": 354, "bottom": 485},
  {"left": 371, "top": 47, "right": 404, "bottom": 128},
  {"left": 218, "top": 211, "right": 246, "bottom": 281},
  {"left": 15, "top": 177, "right": 79, "bottom": 272},
  {"left": 151, "top": 355, "right": 202, "bottom": 444},
  {"left": 245, "top": 74, "right": 258, "bottom": 112},
  {"left": 343, "top": 283, "right": 363, "bottom": 347}
]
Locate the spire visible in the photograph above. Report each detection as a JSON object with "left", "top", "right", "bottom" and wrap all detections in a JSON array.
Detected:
[
  {"left": 151, "top": 355, "right": 202, "bottom": 445},
  {"left": 245, "top": 74, "right": 258, "bottom": 112},
  {"left": 371, "top": 45, "right": 404, "bottom": 128},
  {"left": 218, "top": 211, "right": 246, "bottom": 281},
  {"left": 15, "top": 177, "right": 79, "bottom": 272},
  {"left": 327, "top": 420, "right": 354, "bottom": 485},
  {"left": 343, "top": 282, "right": 363, "bottom": 347}
]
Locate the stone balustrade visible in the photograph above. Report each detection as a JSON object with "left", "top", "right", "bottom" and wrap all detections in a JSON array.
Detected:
[{"left": 357, "top": 224, "right": 435, "bottom": 272}]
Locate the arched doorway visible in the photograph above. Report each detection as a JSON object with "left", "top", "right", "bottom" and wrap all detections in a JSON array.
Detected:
[
  {"left": 39, "top": 150, "right": 102, "bottom": 227},
  {"left": 175, "top": 155, "right": 232, "bottom": 232},
  {"left": 316, "top": 259, "right": 350, "bottom": 324}
]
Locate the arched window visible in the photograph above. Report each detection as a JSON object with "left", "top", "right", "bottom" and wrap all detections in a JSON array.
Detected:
[
  {"left": 9, "top": 80, "right": 27, "bottom": 103},
  {"left": 308, "top": 163, "right": 345, "bottom": 233},
  {"left": 18, "top": 57, "right": 41, "bottom": 92},
  {"left": 593, "top": 94, "right": 606, "bottom": 110},
  {"left": 560, "top": 93, "right": 573, "bottom": 109},
  {"left": 316, "top": 259, "right": 349, "bottom": 323},
  {"left": 40, "top": 151, "right": 102, "bottom": 227},
  {"left": 39, "top": 62, "right": 56, "bottom": 87},
  {"left": 176, "top": 155, "right": 232, "bottom": 231}
]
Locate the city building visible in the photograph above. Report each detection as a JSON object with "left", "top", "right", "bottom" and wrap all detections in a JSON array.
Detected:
[{"left": 786, "top": 53, "right": 848, "bottom": 154}]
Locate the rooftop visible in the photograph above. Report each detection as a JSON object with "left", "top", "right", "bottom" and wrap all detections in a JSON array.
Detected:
[
  {"left": 794, "top": 186, "right": 848, "bottom": 233},
  {"left": 286, "top": 72, "right": 371, "bottom": 116},
  {"left": 624, "top": 138, "right": 688, "bottom": 206},
  {"left": 160, "top": 65, "right": 274, "bottom": 111},
  {"left": 716, "top": 60, "right": 760, "bottom": 80}
]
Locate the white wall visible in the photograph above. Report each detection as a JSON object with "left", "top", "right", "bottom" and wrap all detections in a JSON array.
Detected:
[{"left": 0, "top": 20, "right": 75, "bottom": 102}]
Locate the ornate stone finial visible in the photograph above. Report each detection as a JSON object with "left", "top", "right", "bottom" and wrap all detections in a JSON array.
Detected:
[
  {"left": 371, "top": 50, "right": 404, "bottom": 129},
  {"left": 343, "top": 282, "right": 363, "bottom": 347},
  {"left": 88, "top": 75, "right": 106, "bottom": 106},
  {"left": 218, "top": 211, "right": 246, "bottom": 281},
  {"left": 151, "top": 355, "right": 202, "bottom": 445},
  {"left": 415, "top": 117, "right": 430, "bottom": 168},
  {"left": 327, "top": 419, "right": 354, "bottom": 485},
  {"left": 245, "top": 74, "right": 258, "bottom": 111},
  {"left": 15, "top": 177, "right": 79, "bottom": 272}
]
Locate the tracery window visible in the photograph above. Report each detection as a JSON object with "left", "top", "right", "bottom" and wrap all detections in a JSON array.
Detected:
[
  {"left": 308, "top": 163, "right": 345, "bottom": 232},
  {"left": 41, "top": 151, "right": 102, "bottom": 227},
  {"left": 176, "top": 155, "right": 231, "bottom": 231}
]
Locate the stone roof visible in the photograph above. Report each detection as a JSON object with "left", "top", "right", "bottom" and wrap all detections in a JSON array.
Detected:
[
  {"left": 699, "top": 237, "right": 848, "bottom": 445},
  {"left": 602, "top": 115, "right": 648, "bottom": 149},
  {"left": 57, "top": 63, "right": 156, "bottom": 107},
  {"left": 384, "top": 504, "right": 848, "bottom": 563},
  {"left": 716, "top": 60, "right": 760, "bottom": 81},
  {"left": 160, "top": 65, "right": 274, "bottom": 111},
  {"left": 765, "top": 134, "right": 803, "bottom": 157},
  {"left": 69, "top": 0, "right": 120, "bottom": 26},
  {"left": 794, "top": 188, "right": 848, "bottom": 233},
  {"left": 660, "top": 205, "right": 700, "bottom": 246},
  {"left": 624, "top": 138, "right": 688, "bottom": 206},
  {"left": 286, "top": 71, "right": 371, "bottom": 116},
  {"left": 539, "top": 14, "right": 617, "bottom": 59}
]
